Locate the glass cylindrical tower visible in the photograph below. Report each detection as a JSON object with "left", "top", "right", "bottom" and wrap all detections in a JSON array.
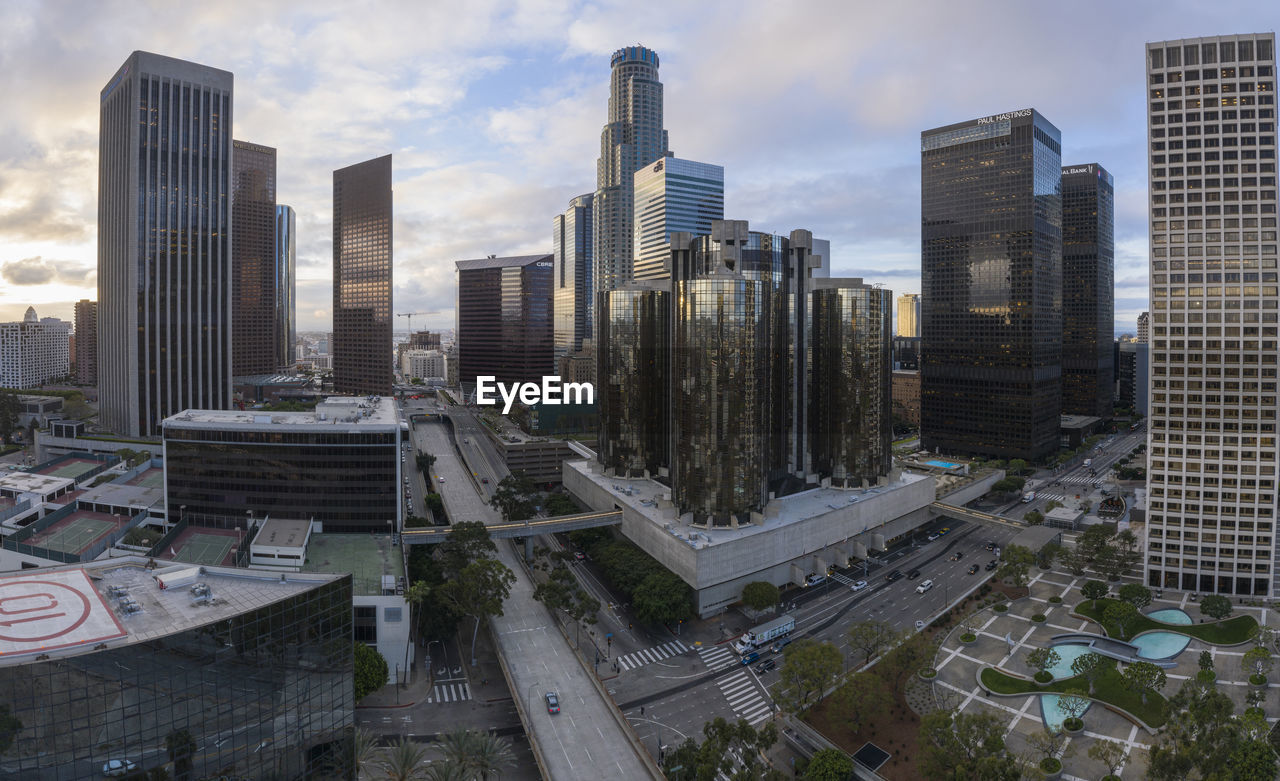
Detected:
[{"left": 598, "top": 283, "right": 670, "bottom": 478}]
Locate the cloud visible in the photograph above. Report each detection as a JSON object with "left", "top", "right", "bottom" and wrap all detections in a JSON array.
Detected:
[{"left": 1, "top": 256, "right": 94, "bottom": 286}]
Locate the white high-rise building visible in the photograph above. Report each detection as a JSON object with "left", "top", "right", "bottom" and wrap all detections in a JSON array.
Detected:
[
  {"left": 896, "top": 293, "right": 921, "bottom": 338},
  {"left": 400, "top": 349, "right": 446, "bottom": 382},
  {"left": 632, "top": 157, "right": 724, "bottom": 280},
  {"left": 1144, "top": 33, "right": 1279, "bottom": 597},
  {"left": 593, "top": 46, "right": 670, "bottom": 302},
  {"left": 0, "top": 308, "right": 70, "bottom": 389}
]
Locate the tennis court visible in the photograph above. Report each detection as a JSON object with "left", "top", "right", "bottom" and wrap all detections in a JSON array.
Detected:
[
  {"left": 32, "top": 517, "right": 114, "bottom": 554},
  {"left": 128, "top": 469, "right": 165, "bottom": 489},
  {"left": 39, "top": 458, "right": 101, "bottom": 481},
  {"left": 173, "top": 532, "right": 236, "bottom": 566}
]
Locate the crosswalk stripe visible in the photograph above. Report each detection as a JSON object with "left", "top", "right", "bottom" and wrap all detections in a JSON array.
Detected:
[
  {"left": 726, "top": 690, "right": 761, "bottom": 708},
  {"left": 642, "top": 649, "right": 658, "bottom": 662},
  {"left": 721, "top": 680, "right": 755, "bottom": 698}
]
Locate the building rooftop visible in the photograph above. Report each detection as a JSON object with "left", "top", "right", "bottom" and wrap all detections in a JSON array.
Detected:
[
  {"left": 301, "top": 533, "right": 404, "bottom": 596},
  {"left": 0, "top": 472, "right": 74, "bottom": 496},
  {"left": 233, "top": 373, "right": 311, "bottom": 386},
  {"left": 567, "top": 460, "right": 930, "bottom": 547},
  {"left": 454, "top": 253, "right": 552, "bottom": 272},
  {"left": 1060, "top": 414, "right": 1103, "bottom": 430},
  {"left": 252, "top": 517, "right": 312, "bottom": 549},
  {"left": 75, "top": 480, "right": 163, "bottom": 511},
  {"left": 163, "top": 395, "right": 399, "bottom": 430},
  {"left": 0, "top": 558, "right": 342, "bottom": 666}
]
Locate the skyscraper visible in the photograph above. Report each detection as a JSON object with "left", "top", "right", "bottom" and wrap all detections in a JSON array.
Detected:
[
  {"left": 1143, "top": 34, "right": 1278, "bottom": 597},
  {"left": 1137, "top": 311, "right": 1150, "bottom": 343},
  {"left": 455, "top": 255, "right": 554, "bottom": 391},
  {"left": 332, "top": 155, "right": 393, "bottom": 395},
  {"left": 0, "top": 308, "right": 69, "bottom": 389},
  {"left": 920, "top": 108, "right": 1063, "bottom": 461},
  {"left": 896, "top": 293, "right": 921, "bottom": 337},
  {"left": 74, "top": 299, "right": 97, "bottom": 386},
  {"left": 231, "top": 140, "right": 277, "bottom": 376},
  {"left": 276, "top": 204, "right": 296, "bottom": 369},
  {"left": 98, "top": 52, "right": 233, "bottom": 437},
  {"left": 632, "top": 157, "right": 724, "bottom": 280},
  {"left": 553, "top": 193, "right": 593, "bottom": 365},
  {"left": 593, "top": 46, "right": 670, "bottom": 302},
  {"left": 1061, "top": 163, "right": 1115, "bottom": 418}
]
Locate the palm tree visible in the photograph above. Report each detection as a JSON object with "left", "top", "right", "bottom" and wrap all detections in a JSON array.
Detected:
[
  {"left": 352, "top": 727, "right": 382, "bottom": 779},
  {"left": 377, "top": 737, "right": 432, "bottom": 781},
  {"left": 423, "top": 762, "right": 473, "bottom": 781},
  {"left": 440, "top": 729, "right": 515, "bottom": 780}
]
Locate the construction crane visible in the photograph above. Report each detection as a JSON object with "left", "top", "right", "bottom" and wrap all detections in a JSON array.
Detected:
[{"left": 396, "top": 311, "right": 436, "bottom": 334}]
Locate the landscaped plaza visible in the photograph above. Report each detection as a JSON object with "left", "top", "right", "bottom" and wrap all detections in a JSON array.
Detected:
[{"left": 930, "top": 563, "right": 1275, "bottom": 779}]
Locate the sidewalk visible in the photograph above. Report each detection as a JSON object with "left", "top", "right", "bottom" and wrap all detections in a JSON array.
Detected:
[{"left": 357, "top": 619, "right": 514, "bottom": 713}]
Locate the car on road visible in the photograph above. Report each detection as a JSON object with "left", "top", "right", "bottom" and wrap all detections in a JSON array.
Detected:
[
  {"left": 926, "top": 533, "right": 940, "bottom": 541},
  {"left": 851, "top": 580, "right": 868, "bottom": 592},
  {"left": 438, "top": 476, "right": 446, "bottom": 483},
  {"left": 950, "top": 552, "right": 964, "bottom": 561},
  {"left": 102, "top": 760, "right": 138, "bottom": 777},
  {"left": 481, "top": 477, "right": 489, "bottom": 484},
  {"left": 574, "top": 551, "right": 586, "bottom": 561},
  {"left": 907, "top": 569, "right": 921, "bottom": 580},
  {"left": 885, "top": 569, "right": 903, "bottom": 582},
  {"left": 804, "top": 573, "right": 827, "bottom": 587},
  {"left": 967, "top": 564, "right": 980, "bottom": 575},
  {"left": 915, "top": 619, "right": 926, "bottom": 631},
  {"left": 916, "top": 579, "right": 934, "bottom": 594},
  {"left": 755, "top": 659, "right": 776, "bottom": 674},
  {"left": 741, "top": 651, "right": 761, "bottom": 665},
  {"left": 939, "top": 527, "right": 951, "bottom": 535},
  {"left": 984, "top": 542, "right": 996, "bottom": 551},
  {"left": 545, "top": 692, "right": 560, "bottom": 714},
  {"left": 986, "top": 559, "right": 999, "bottom": 571}
]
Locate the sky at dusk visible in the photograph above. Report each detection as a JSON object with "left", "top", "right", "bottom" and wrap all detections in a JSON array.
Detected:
[{"left": 0, "top": 0, "right": 1273, "bottom": 336}]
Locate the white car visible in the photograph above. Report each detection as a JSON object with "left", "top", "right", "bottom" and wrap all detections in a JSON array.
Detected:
[
  {"left": 916, "top": 579, "right": 934, "bottom": 594},
  {"left": 102, "top": 759, "right": 138, "bottom": 777},
  {"left": 851, "top": 580, "right": 868, "bottom": 592},
  {"left": 438, "top": 476, "right": 446, "bottom": 483}
]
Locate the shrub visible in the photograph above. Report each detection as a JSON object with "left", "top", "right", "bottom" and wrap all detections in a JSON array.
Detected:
[
  {"left": 1049, "top": 596, "right": 1063, "bottom": 604},
  {"left": 1251, "top": 673, "right": 1267, "bottom": 686},
  {"left": 1063, "top": 717, "right": 1083, "bottom": 731},
  {"left": 1040, "top": 757, "right": 1062, "bottom": 773},
  {"left": 1032, "top": 613, "right": 1047, "bottom": 623},
  {"left": 919, "top": 668, "right": 937, "bottom": 679},
  {"left": 994, "top": 603, "right": 1008, "bottom": 613},
  {"left": 1034, "top": 671, "right": 1053, "bottom": 683},
  {"left": 960, "top": 633, "right": 976, "bottom": 643}
]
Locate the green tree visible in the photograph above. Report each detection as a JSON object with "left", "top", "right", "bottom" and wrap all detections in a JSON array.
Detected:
[
  {"left": 885, "top": 631, "right": 932, "bottom": 689},
  {"left": 1087, "top": 739, "right": 1128, "bottom": 779},
  {"left": 1078, "top": 524, "right": 1114, "bottom": 561},
  {"left": 834, "top": 672, "right": 891, "bottom": 735},
  {"left": 1118, "top": 583, "right": 1153, "bottom": 610},
  {"left": 1026, "top": 728, "right": 1070, "bottom": 773},
  {"left": 1242, "top": 645, "right": 1273, "bottom": 681},
  {"left": 1115, "top": 528, "right": 1138, "bottom": 553},
  {"left": 846, "top": 620, "right": 900, "bottom": 667},
  {"left": 632, "top": 570, "right": 693, "bottom": 625},
  {"left": 1059, "top": 545, "right": 1088, "bottom": 576},
  {"left": 415, "top": 451, "right": 436, "bottom": 474},
  {"left": 349, "top": 726, "right": 382, "bottom": 779},
  {"left": 0, "top": 392, "right": 18, "bottom": 445},
  {"left": 1147, "top": 679, "right": 1240, "bottom": 781},
  {"left": 442, "top": 557, "right": 517, "bottom": 665},
  {"left": 776, "top": 639, "right": 843, "bottom": 713},
  {"left": 1070, "top": 652, "right": 1106, "bottom": 695},
  {"left": 1122, "top": 660, "right": 1167, "bottom": 704},
  {"left": 1199, "top": 650, "right": 1214, "bottom": 673},
  {"left": 1095, "top": 544, "right": 1127, "bottom": 580},
  {"left": 1200, "top": 594, "right": 1234, "bottom": 620},
  {"left": 1025, "top": 647, "right": 1061, "bottom": 681},
  {"left": 1104, "top": 600, "right": 1139, "bottom": 639},
  {"left": 354, "top": 641, "right": 389, "bottom": 702},
  {"left": 437, "top": 521, "right": 497, "bottom": 578},
  {"left": 661, "top": 718, "right": 784, "bottom": 781},
  {"left": 996, "top": 544, "right": 1035, "bottom": 588},
  {"left": 803, "top": 748, "right": 854, "bottom": 781},
  {"left": 1057, "top": 688, "right": 1090, "bottom": 725},
  {"left": 533, "top": 564, "right": 600, "bottom": 646},
  {"left": 741, "top": 581, "right": 780, "bottom": 612},
  {"left": 1229, "top": 739, "right": 1278, "bottom": 781},
  {"left": 991, "top": 476, "right": 1026, "bottom": 495},
  {"left": 1024, "top": 510, "right": 1045, "bottom": 525},
  {"left": 1007, "top": 458, "right": 1029, "bottom": 475},
  {"left": 488, "top": 471, "right": 537, "bottom": 521},
  {"left": 918, "top": 710, "right": 1020, "bottom": 781},
  {"left": 1081, "top": 579, "right": 1109, "bottom": 608},
  {"left": 543, "top": 493, "right": 580, "bottom": 517},
  {"left": 164, "top": 729, "right": 196, "bottom": 781},
  {"left": 439, "top": 728, "right": 516, "bottom": 781},
  {"left": 379, "top": 737, "right": 432, "bottom": 781}
]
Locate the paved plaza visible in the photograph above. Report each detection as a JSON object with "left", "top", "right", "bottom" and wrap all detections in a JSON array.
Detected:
[{"left": 930, "top": 566, "right": 1280, "bottom": 779}]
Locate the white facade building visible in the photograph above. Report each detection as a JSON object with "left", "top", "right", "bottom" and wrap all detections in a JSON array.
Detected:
[
  {"left": 400, "top": 349, "right": 446, "bottom": 381},
  {"left": 0, "top": 307, "right": 70, "bottom": 389}
]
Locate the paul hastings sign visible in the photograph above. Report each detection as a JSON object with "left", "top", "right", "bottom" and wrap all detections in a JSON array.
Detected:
[{"left": 976, "top": 108, "right": 1033, "bottom": 125}]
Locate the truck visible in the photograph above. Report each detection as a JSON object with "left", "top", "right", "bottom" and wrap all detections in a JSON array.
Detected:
[
  {"left": 1022, "top": 491, "right": 1036, "bottom": 503},
  {"left": 1083, "top": 458, "right": 1093, "bottom": 467},
  {"left": 732, "top": 615, "right": 795, "bottom": 655},
  {"left": 154, "top": 567, "right": 202, "bottom": 590}
]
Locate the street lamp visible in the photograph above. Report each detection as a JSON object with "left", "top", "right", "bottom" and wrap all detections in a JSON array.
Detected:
[{"left": 526, "top": 681, "right": 541, "bottom": 717}]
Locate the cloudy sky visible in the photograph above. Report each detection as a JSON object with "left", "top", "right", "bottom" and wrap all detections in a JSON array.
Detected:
[{"left": 0, "top": 0, "right": 1271, "bottom": 336}]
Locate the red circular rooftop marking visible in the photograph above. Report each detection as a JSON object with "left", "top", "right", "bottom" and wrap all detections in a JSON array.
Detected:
[{"left": 0, "top": 579, "right": 93, "bottom": 643}]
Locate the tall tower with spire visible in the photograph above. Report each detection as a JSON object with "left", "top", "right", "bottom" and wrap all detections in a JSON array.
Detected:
[{"left": 592, "top": 46, "right": 670, "bottom": 305}]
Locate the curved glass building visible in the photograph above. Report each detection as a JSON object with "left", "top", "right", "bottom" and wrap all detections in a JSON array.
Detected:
[
  {"left": 810, "top": 279, "right": 893, "bottom": 487},
  {"left": 598, "top": 282, "right": 669, "bottom": 478}
]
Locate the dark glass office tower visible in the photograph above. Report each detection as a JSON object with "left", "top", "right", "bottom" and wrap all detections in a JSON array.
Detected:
[
  {"left": 810, "top": 279, "right": 893, "bottom": 487},
  {"left": 920, "top": 109, "right": 1063, "bottom": 461},
  {"left": 553, "top": 193, "right": 594, "bottom": 364},
  {"left": 455, "top": 255, "right": 554, "bottom": 390},
  {"left": 232, "top": 140, "right": 278, "bottom": 376},
  {"left": 276, "top": 204, "right": 297, "bottom": 368},
  {"left": 598, "top": 282, "right": 669, "bottom": 478},
  {"left": 98, "top": 52, "right": 233, "bottom": 437},
  {"left": 1061, "top": 163, "right": 1115, "bottom": 418},
  {"left": 333, "top": 155, "right": 393, "bottom": 395}
]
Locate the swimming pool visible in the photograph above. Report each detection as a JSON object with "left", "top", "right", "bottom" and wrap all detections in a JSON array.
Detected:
[
  {"left": 1045, "top": 643, "right": 1094, "bottom": 678},
  {"left": 1132, "top": 631, "right": 1190, "bottom": 660},
  {"left": 925, "top": 459, "right": 963, "bottom": 469},
  {"left": 1041, "top": 693, "right": 1091, "bottom": 733},
  {"left": 1147, "top": 608, "right": 1193, "bottom": 625}
]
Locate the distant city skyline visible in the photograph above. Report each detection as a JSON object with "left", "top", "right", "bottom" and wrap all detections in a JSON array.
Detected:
[{"left": 1, "top": 2, "right": 1272, "bottom": 334}]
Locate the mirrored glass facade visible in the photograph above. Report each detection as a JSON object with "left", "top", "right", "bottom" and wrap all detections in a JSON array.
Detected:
[
  {"left": 0, "top": 569, "right": 353, "bottom": 780},
  {"left": 232, "top": 140, "right": 278, "bottom": 376},
  {"left": 333, "top": 155, "right": 393, "bottom": 395},
  {"left": 1061, "top": 163, "right": 1115, "bottom": 417},
  {"left": 810, "top": 281, "right": 893, "bottom": 487},
  {"left": 553, "top": 193, "right": 594, "bottom": 364},
  {"left": 920, "top": 109, "right": 1063, "bottom": 461},
  {"left": 455, "top": 255, "right": 554, "bottom": 390},
  {"left": 98, "top": 52, "right": 234, "bottom": 438},
  {"left": 277, "top": 204, "right": 297, "bottom": 369},
  {"left": 598, "top": 283, "right": 669, "bottom": 477},
  {"left": 633, "top": 158, "right": 724, "bottom": 280}
]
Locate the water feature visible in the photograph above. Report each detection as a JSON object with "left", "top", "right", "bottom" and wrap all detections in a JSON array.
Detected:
[
  {"left": 1045, "top": 643, "right": 1093, "bottom": 678},
  {"left": 1132, "top": 631, "right": 1191, "bottom": 660},
  {"left": 925, "top": 459, "right": 963, "bottom": 469},
  {"left": 1041, "top": 693, "right": 1091, "bottom": 733},
  {"left": 1147, "top": 608, "right": 1193, "bottom": 625}
]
